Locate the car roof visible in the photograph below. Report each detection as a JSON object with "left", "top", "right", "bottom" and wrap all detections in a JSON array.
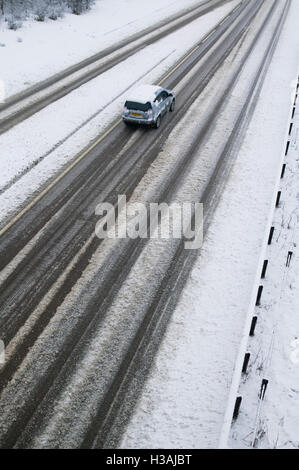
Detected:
[{"left": 125, "top": 84, "right": 163, "bottom": 104}]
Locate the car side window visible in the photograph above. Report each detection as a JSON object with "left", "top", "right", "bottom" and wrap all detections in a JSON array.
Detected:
[{"left": 155, "top": 92, "right": 163, "bottom": 104}]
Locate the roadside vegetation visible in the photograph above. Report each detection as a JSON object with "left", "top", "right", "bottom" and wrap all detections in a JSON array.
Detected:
[{"left": 0, "top": 0, "right": 95, "bottom": 29}]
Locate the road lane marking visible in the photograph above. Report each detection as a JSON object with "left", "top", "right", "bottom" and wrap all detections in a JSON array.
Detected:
[{"left": 202, "top": 29, "right": 216, "bottom": 43}]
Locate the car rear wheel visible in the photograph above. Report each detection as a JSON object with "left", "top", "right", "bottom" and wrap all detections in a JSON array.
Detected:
[
  {"left": 170, "top": 99, "right": 175, "bottom": 112},
  {"left": 154, "top": 115, "right": 161, "bottom": 129}
]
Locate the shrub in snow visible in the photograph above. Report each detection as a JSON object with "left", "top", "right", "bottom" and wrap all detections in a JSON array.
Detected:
[
  {"left": 68, "top": 0, "right": 83, "bottom": 15},
  {"left": 6, "top": 14, "right": 22, "bottom": 30},
  {"left": 68, "top": 0, "right": 94, "bottom": 15},
  {"left": 1, "top": 0, "right": 95, "bottom": 28},
  {"left": 2, "top": 1, "right": 25, "bottom": 28},
  {"left": 48, "top": 0, "right": 64, "bottom": 20},
  {"left": 34, "top": 0, "right": 49, "bottom": 22}
]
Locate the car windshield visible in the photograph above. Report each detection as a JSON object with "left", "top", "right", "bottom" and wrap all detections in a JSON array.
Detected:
[{"left": 125, "top": 101, "right": 152, "bottom": 112}]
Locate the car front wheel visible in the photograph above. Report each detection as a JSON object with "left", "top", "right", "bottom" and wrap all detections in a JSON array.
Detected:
[
  {"left": 154, "top": 115, "right": 161, "bottom": 129},
  {"left": 170, "top": 99, "right": 175, "bottom": 112}
]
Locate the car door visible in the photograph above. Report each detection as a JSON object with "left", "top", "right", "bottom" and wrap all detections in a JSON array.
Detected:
[
  {"left": 160, "top": 91, "right": 170, "bottom": 115},
  {"left": 154, "top": 92, "right": 163, "bottom": 116}
]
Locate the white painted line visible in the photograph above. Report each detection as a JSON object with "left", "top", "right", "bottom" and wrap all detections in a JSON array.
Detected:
[{"left": 202, "top": 29, "right": 216, "bottom": 43}]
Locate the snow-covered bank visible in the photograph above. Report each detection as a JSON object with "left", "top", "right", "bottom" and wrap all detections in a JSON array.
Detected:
[
  {"left": 229, "top": 78, "right": 299, "bottom": 450},
  {"left": 0, "top": 0, "right": 239, "bottom": 229},
  {"left": 119, "top": 0, "right": 299, "bottom": 449},
  {"left": 0, "top": 0, "right": 201, "bottom": 99}
]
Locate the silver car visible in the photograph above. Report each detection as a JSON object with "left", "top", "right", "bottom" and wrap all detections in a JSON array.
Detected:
[{"left": 122, "top": 84, "right": 175, "bottom": 128}]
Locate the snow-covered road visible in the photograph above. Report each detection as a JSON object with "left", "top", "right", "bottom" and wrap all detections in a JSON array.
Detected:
[{"left": 0, "top": 0, "right": 297, "bottom": 451}]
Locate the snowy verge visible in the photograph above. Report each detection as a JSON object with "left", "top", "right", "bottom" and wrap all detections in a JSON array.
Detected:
[
  {"left": 228, "top": 78, "right": 299, "bottom": 449},
  {"left": 221, "top": 50, "right": 297, "bottom": 452}
]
